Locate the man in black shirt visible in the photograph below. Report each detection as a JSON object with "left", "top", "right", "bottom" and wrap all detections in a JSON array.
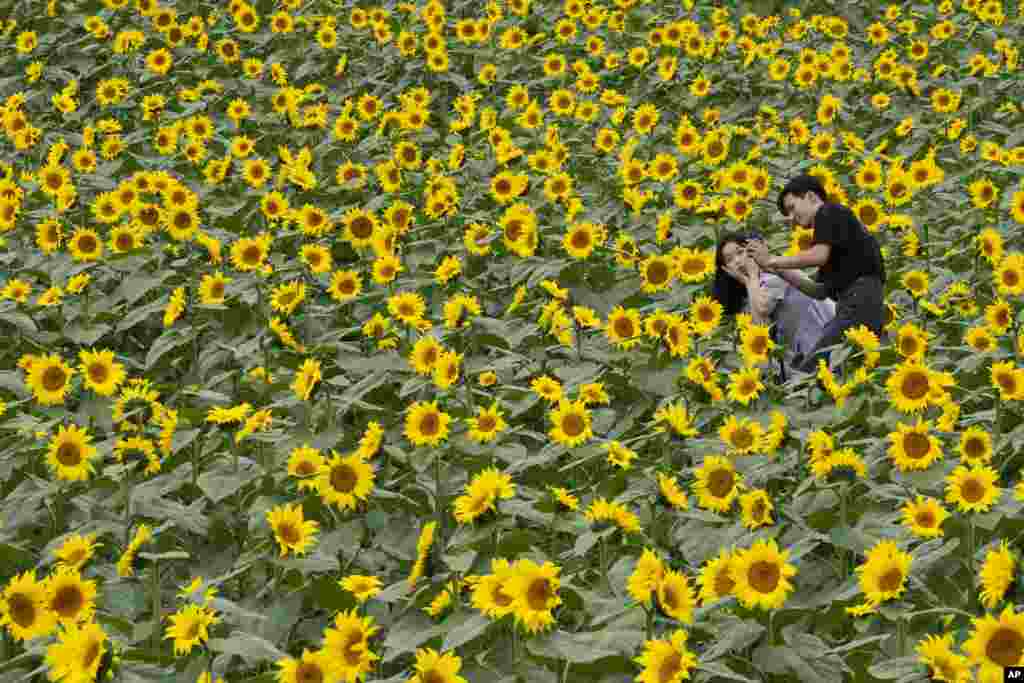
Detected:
[{"left": 749, "top": 174, "right": 886, "bottom": 372}]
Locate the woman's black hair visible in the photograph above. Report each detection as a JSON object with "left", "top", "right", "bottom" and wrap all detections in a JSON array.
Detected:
[{"left": 711, "top": 229, "right": 763, "bottom": 316}]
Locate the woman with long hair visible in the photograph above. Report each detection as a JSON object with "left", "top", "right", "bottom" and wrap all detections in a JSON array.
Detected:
[{"left": 712, "top": 230, "right": 835, "bottom": 377}]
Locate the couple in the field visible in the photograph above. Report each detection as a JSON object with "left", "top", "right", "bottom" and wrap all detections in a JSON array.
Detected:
[{"left": 712, "top": 174, "right": 886, "bottom": 379}]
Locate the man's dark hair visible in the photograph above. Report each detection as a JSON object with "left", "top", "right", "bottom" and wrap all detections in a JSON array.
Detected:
[
  {"left": 777, "top": 174, "right": 829, "bottom": 216},
  {"left": 711, "top": 230, "right": 763, "bottom": 316}
]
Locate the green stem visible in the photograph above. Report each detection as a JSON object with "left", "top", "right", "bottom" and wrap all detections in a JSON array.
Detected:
[{"left": 151, "top": 560, "right": 161, "bottom": 657}]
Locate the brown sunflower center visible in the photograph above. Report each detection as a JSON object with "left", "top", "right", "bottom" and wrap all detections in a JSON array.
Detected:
[
  {"left": 295, "top": 662, "right": 323, "bottom": 683},
  {"left": 277, "top": 521, "right": 300, "bottom": 545},
  {"left": 707, "top": 469, "right": 734, "bottom": 498},
  {"left": 78, "top": 234, "right": 99, "bottom": 254},
  {"left": 51, "top": 584, "right": 85, "bottom": 618},
  {"left": 961, "top": 477, "right": 985, "bottom": 503},
  {"left": 56, "top": 442, "right": 83, "bottom": 466},
  {"left": 418, "top": 411, "right": 440, "bottom": 436},
  {"left": 731, "top": 427, "right": 754, "bottom": 451},
  {"left": 902, "top": 432, "right": 931, "bottom": 460},
  {"left": 613, "top": 316, "right": 635, "bottom": 338},
  {"left": 42, "top": 366, "right": 68, "bottom": 392},
  {"left": 900, "top": 370, "right": 930, "bottom": 400},
  {"left": 330, "top": 464, "right": 357, "bottom": 493},
  {"left": 964, "top": 436, "right": 986, "bottom": 460},
  {"left": 8, "top": 593, "right": 36, "bottom": 627},
  {"left": 561, "top": 413, "right": 585, "bottom": 438},
  {"left": 915, "top": 510, "right": 936, "bottom": 528},
  {"left": 242, "top": 245, "right": 262, "bottom": 265},
  {"left": 748, "top": 560, "right": 780, "bottom": 594},
  {"left": 87, "top": 362, "right": 109, "bottom": 384},
  {"left": 350, "top": 216, "right": 373, "bottom": 239},
  {"left": 985, "top": 626, "right": 1024, "bottom": 667},
  {"left": 571, "top": 229, "right": 591, "bottom": 250},
  {"left": 477, "top": 415, "right": 496, "bottom": 432},
  {"left": 878, "top": 568, "right": 903, "bottom": 592},
  {"left": 526, "top": 577, "right": 552, "bottom": 610},
  {"left": 646, "top": 261, "right": 670, "bottom": 285}
]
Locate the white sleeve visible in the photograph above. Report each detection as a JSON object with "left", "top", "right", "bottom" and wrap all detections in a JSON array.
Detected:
[{"left": 759, "top": 274, "right": 786, "bottom": 314}]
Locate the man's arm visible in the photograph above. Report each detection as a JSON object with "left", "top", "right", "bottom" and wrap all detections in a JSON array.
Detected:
[
  {"left": 774, "top": 268, "right": 829, "bottom": 300},
  {"left": 765, "top": 243, "right": 830, "bottom": 271},
  {"left": 748, "top": 240, "right": 830, "bottom": 271}
]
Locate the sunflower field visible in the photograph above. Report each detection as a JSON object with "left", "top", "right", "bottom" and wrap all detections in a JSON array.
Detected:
[{"left": 2, "top": 0, "right": 1024, "bottom": 681}]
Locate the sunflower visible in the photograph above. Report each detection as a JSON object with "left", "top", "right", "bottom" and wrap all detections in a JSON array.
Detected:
[
  {"left": 657, "top": 571, "right": 696, "bottom": 624},
  {"left": 963, "top": 605, "right": 1024, "bottom": 671},
  {"left": 387, "top": 291, "right": 427, "bottom": 326},
  {"left": 689, "top": 295, "right": 723, "bottom": 336},
  {"left": 563, "top": 221, "right": 599, "bottom": 260},
  {"left": 276, "top": 649, "right": 335, "bottom": 683},
  {"left": 341, "top": 208, "right": 379, "bottom": 249},
  {"left": 979, "top": 541, "right": 1016, "bottom": 610},
  {"left": 53, "top": 534, "right": 100, "bottom": 570},
  {"left": 855, "top": 540, "right": 912, "bottom": 607},
  {"left": 652, "top": 402, "right": 698, "bottom": 438},
  {"left": 888, "top": 419, "right": 943, "bottom": 471},
  {"left": 628, "top": 549, "right": 666, "bottom": 605},
  {"left": 693, "top": 455, "right": 742, "bottom": 513},
  {"left": 740, "top": 324, "right": 775, "bottom": 366},
  {"left": 990, "top": 361, "right": 1024, "bottom": 400},
  {"left": 900, "top": 496, "right": 949, "bottom": 538},
  {"left": 739, "top": 489, "right": 774, "bottom": 529},
  {"left": 634, "top": 629, "right": 698, "bottom": 683},
  {"left": 730, "top": 539, "right": 797, "bottom": 610},
  {"left": 958, "top": 426, "right": 993, "bottom": 465},
  {"left": 266, "top": 503, "right": 319, "bottom": 557},
  {"left": 916, "top": 634, "right": 970, "bottom": 683},
  {"left": 270, "top": 281, "right": 306, "bottom": 317},
  {"left": 886, "top": 360, "right": 938, "bottom": 413},
  {"left": 407, "top": 648, "right": 468, "bottom": 683},
  {"left": 328, "top": 269, "right": 362, "bottom": 303},
  {"left": 230, "top": 234, "right": 271, "bottom": 272},
  {"left": 322, "top": 609, "right": 379, "bottom": 681},
  {"left": 315, "top": 451, "right": 374, "bottom": 510},
  {"left": 0, "top": 570, "right": 57, "bottom": 641},
  {"left": 658, "top": 473, "right": 689, "bottom": 510},
  {"left": 718, "top": 416, "right": 763, "bottom": 455},
  {"left": 548, "top": 400, "right": 593, "bottom": 448},
  {"left": 697, "top": 548, "right": 736, "bottom": 605},
  {"left": 471, "top": 558, "right": 518, "bottom": 619},
  {"left": 44, "top": 566, "right": 96, "bottom": 624},
  {"left": 728, "top": 367, "right": 764, "bottom": 406},
  {"left": 68, "top": 227, "right": 103, "bottom": 262},
  {"left": 893, "top": 323, "right": 929, "bottom": 360},
  {"left": 489, "top": 171, "right": 528, "bottom": 204},
  {"left": 199, "top": 271, "right": 231, "bottom": 305},
  {"left": 507, "top": 559, "right": 561, "bottom": 633},
  {"left": 44, "top": 621, "right": 108, "bottom": 683},
  {"left": 945, "top": 464, "right": 1001, "bottom": 513},
  {"left": 405, "top": 401, "right": 451, "bottom": 447},
  {"left": 639, "top": 254, "right": 676, "bottom": 293},
  {"left": 466, "top": 403, "right": 507, "bottom": 444},
  {"left": 46, "top": 424, "right": 98, "bottom": 482},
  {"left": 994, "top": 253, "right": 1024, "bottom": 296},
  {"left": 339, "top": 574, "right": 382, "bottom": 604},
  {"left": 605, "top": 306, "right": 643, "bottom": 350}
]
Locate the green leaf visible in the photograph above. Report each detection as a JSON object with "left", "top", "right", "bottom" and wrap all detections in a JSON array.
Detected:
[
  {"left": 381, "top": 613, "right": 447, "bottom": 661},
  {"left": 208, "top": 631, "right": 285, "bottom": 664},
  {"left": 197, "top": 464, "right": 260, "bottom": 504},
  {"left": 696, "top": 660, "right": 759, "bottom": 683},
  {"left": 145, "top": 327, "right": 194, "bottom": 370},
  {"left": 440, "top": 612, "right": 490, "bottom": 652},
  {"left": 866, "top": 656, "right": 922, "bottom": 680},
  {"left": 527, "top": 628, "right": 643, "bottom": 663},
  {"left": 701, "top": 618, "right": 765, "bottom": 660}
]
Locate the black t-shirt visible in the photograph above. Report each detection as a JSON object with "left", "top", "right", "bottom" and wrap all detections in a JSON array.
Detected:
[{"left": 812, "top": 203, "right": 886, "bottom": 299}]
